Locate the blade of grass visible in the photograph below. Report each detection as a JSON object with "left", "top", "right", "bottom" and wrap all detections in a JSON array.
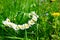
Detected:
[
  {"left": 36, "top": 24, "right": 39, "bottom": 40},
  {"left": 0, "top": 36, "right": 23, "bottom": 40},
  {"left": 25, "top": 29, "right": 28, "bottom": 40}
]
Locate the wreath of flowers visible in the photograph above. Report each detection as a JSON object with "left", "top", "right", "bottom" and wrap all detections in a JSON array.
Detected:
[{"left": 2, "top": 11, "right": 39, "bottom": 30}]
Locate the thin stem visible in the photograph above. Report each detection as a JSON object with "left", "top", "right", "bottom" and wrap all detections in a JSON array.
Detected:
[
  {"left": 55, "top": 17, "right": 58, "bottom": 40},
  {"left": 0, "top": 36, "right": 23, "bottom": 40},
  {"left": 37, "top": 24, "right": 39, "bottom": 40},
  {"left": 25, "top": 29, "right": 27, "bottom": 40}
]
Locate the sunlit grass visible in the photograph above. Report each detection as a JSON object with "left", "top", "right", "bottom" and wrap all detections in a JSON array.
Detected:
[{"left": 0, "top": 0, "right": 60, "bottom": 40}]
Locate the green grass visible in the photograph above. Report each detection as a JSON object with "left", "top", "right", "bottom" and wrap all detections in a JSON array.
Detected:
[{"left": 0, "top": 0, "right": 60, "bottom": 40}]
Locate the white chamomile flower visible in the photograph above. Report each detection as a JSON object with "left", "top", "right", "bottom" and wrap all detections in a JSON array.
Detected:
[
  {"left": 2, "top": 21, "right": 13, "bottom": 27},
  {"left": 35, "top": 14, "right": 39, "bottom": 18},
  {"left": 2, "top": 21, "right": 10, "bottom": 27},
  {"left": 2, "top": 21, "right": 9, "bottom": 26},
  {"left": 31, "top": 11, "right": 37, "bottom": 15},
  {"left": 6, "top": 18, "right": 10, "bottom": 22},
  {"left": 32, "top": 14, "right": 39, "bottom": 18},
  {"left": 37, "top": 15, "right": 39, "bottom": 18},
  {"left": 28, "top": 19, "right": 35, "bottom": 26},
  {"left": 2, "top": 20, "right": 18, "bottom": 30},
  {"left": 32, "top": 15, "right": 38, "bottom": 21},
  {"left": 18, "top": 25, "right": 25, "bottom": 30},
  {"left": 10, "top": 23, "right": 18, "bottom": 30},
  {"left": 24, "top": 23, "right": 29, "bottom": 29},
  {"left": 29, "top": 11, "right": 36, "bottom": 16},
  {"left": 30, "top": 11, "right": 39, "bottom": 18}
]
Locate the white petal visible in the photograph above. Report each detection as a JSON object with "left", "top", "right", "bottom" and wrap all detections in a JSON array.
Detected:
[
  {"left": 2, "top": 21, "right": 11, "bottom": 27},
  {"left": 18, "top": 25, "right": 25, "bottom": 30},
  {"left": 28, "top": 20, "right": 35, "bottom": 26},
  {"left": 6, "top": 18, "right": 10, "bottom": 22},
  {"left": 32, "top": 15, "right": 37, "bottom": 21},
  {"left": 31, "top": 11, "right": 36, "bottom": 15},
  {"left": 2, "top": 21, "right": 18, "bottom": 30},
  {"left": 11, "top": 23, "right": 18, "bottom": 30},
  {"left": 24, "top": 24, "right": 29, "bottom": 29}
]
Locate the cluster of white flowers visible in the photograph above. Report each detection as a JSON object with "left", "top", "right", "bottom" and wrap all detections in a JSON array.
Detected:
[{"left": 2, "top": 11, "right": 39, "bottom": 30}]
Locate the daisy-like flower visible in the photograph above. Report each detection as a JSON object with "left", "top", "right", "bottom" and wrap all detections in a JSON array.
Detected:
[
  {"left": 2, "top": 18, "right": 10, "bottom": 26},
  {"left": 29, "top": 11, "right": 39, "bottom": 21},
  {"left": 29, "top": 11, "right": 36, "bottom": 16},
  {"left": 10, "top": 23, "right": 18, "bottom": 30},
  {"left": 31, "top": 11, "right": 36, "bottom": 16},
  {"left": 6, "top": 18, "right": 10, "bottom": 22},
  {"left": 2, "top": 21, "right": 10, "bottom": 26},
  {"left": 31, "top": 11, "right": 39, "bottom": 18},
  {"left": 2, "top": 20, "right": 18, "bottom": 30},
  {"left": 51, "top": 12, "right": 60, "bottom": 17},
  {"left": 28, "top": 19, "right": 35, "bottom": 26},
  {"left": 29, "top": 11, "right": 39, "bottom": 18},
  {"left": 24, "top": 23, "right": 29, "bottom": 29},
  {"left": 32, "top": 15, "right": 38, "bottom": 21},
  {"left": 18, "top": 25, "right": 25, "bottom": 30}
]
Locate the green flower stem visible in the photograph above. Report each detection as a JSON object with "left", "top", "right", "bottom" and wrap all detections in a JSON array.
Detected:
[
  {"left": 37, "top": 24, "right": 39, "bottom": 40},
  {"left": 53, "top": 17, "right": 58, "bottom": 40},
  {"left": 55, "top": 17, "right": 58, "bottom": 40},
  {"left": 25, "top": 29, "right": 28, "bottom": 40}
]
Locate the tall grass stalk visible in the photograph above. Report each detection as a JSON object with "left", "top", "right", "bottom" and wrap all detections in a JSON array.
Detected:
[
  {"left": 25, "top": 29, "right": 28, "bottom": 40},
  {"left": 36, "top": 24, "right": 39, "bottom": 40}
]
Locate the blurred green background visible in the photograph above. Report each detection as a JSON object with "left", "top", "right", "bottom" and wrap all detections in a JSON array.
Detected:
[{"left": 0, "top": 0, "right": 60, "bottom": 40}]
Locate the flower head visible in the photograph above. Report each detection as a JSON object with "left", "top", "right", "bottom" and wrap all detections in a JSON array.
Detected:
[
  {"left": 24, "top": 23, "right": 29, "bottom": 29},
  {"left": 2, "top": 20, "right": 18, "bottom": 30},
  {"left": 28, "top": 19, "right": 35, "bottom": 26},
  {"left": 10, "top": 23, "right": 18, "bottom": 30},
  {"left": 5, "top": 18, "right": 10, "bottom": 22},
  {"left": 18, "top": 25, "right": 25, "bottom": 30},
  {"left": 17, "top": 24, "right": 29, "bottom": 30},
  {"left": 51, "top": 12, "right": 60, "bottom": 17},
  {"left": 2, "top": 21, "right": 10, "bottom": 26},
  {"left": 32, "top": 16, "right": 37, "bottom": 21}
]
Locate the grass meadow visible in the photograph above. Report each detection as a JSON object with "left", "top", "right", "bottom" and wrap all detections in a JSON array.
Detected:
[{"left": 0, "top": 0, "right": 60, "bottom": 40}]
